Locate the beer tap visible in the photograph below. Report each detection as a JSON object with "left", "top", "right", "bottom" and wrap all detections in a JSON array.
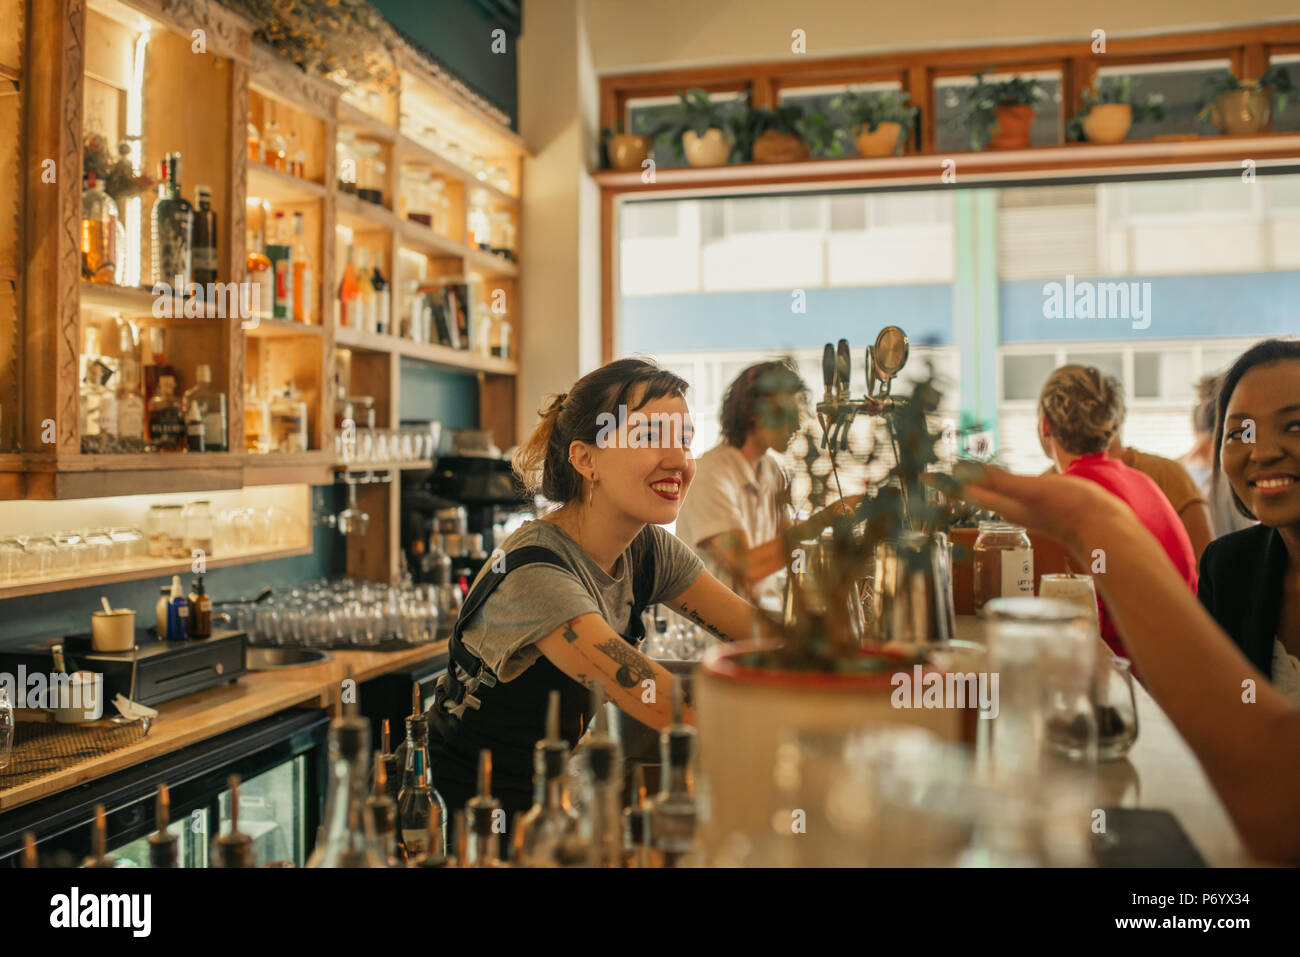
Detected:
[{"left": 815, "top": 326, "right": 911, "bottom": 452}]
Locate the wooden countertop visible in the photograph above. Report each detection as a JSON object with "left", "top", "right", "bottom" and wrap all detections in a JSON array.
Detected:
[
  {"left": 953, "top": 616, "right": 1250, "bottom": 867},
  {"left": 0, "top": 641, "right": 448, "bottom": 814}
]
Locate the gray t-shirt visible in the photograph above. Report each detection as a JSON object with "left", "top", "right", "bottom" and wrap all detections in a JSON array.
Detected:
[{"left": 459, "top": 520, "right": 704, "bottom": 682}]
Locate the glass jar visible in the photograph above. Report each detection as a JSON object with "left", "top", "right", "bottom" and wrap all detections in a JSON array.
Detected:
[
  {"left": 403, "top": 168, "right": 431, "bottom": 226},
  {"left": 184, "top": 500, "right": 215, "bottom": 558},
  {"left": 467, "top": 189, "right": 490, "bottom": 249},
  {"left": 82, "top": 527, "right": 115, "bottom": 570},
  {"left": 357, "top": 142, "right": 382, "bottom": 206},
  {"left": 263, "top": 120, "right": 288, "bottom": 171},
  {"left": 1096, "top": 657, "right": 1139, "bottom": 761},
  {"left": 271, "top": 385, "right": 308, "bottom": 453},
  {"left": 81, "top": 171, "right": 122, "bottom": 284},
  {"left": 973, "top": 521, "right": 1033, "bottom": 613},
  {"left": 52, "top": 531, "right": 86, "bottom": 576},
  {"left": 337, "top": 130, "right": 358, "bottom": 194},
  {"left": 26, "top": 535, "right": 58, "bottom": 579},
  {"left": 0, "top": 538, "right": 24, "bottom": 584},
  {"left": 428, "top": 179, "right": 449, "bottom": 235},
  {"left": 109, "top": 526, "right": 146, "bottom": 563},
  {"left": 148, "top": 504, "right": 185, "bottom": 559}
]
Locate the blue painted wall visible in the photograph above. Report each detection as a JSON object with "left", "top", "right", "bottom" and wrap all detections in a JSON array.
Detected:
[{"left": 399, "top": 358, "right": 479, "bottom": 428}]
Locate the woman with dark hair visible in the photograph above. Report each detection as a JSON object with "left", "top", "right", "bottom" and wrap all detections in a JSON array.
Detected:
[
  {"left": 1181, "top": 373, "right": 1255, "bottom": 538},
  {"left": 424, "top": 358, "right": 756, "bottom": 824},
  {"left": 1198, "top": 338, "right": 1300, "bottom": 701}
]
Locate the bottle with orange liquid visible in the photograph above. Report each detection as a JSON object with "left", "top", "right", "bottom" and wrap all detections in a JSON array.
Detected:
[
  {"left": 338, "top": 245, "right": 362, "bottom": 328},
  {"left": 291, "top": 211, "right": 314, "bottom": 323}
]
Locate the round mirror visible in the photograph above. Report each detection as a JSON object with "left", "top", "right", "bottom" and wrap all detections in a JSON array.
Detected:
[{"left": 872, "top": 326, "right": 910, "bottom": 380}]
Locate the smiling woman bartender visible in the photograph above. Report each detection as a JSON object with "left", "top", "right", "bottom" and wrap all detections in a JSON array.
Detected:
[{"left": 424, "top": 358, "right": 757, "bottom": 821}]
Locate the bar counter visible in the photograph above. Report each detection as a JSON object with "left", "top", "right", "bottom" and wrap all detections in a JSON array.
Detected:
[{"left": 0, "top": 642, "right": 449, "bottom": 815}]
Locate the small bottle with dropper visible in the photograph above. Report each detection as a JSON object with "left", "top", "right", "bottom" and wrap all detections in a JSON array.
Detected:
[
  {"left": 148, "top": 783, "right": 179, "bottom": 868},
  {"left": 213, "top": 774, "right": 255, "bottom": 867},
  {"left": 82, "top": 805, "right": 115, "bottom": 868},
  {"left": 465, "top": 749, "right": 504, "bottom": 867},
  {"left": 580, "top": 685, "right": 624, "bottom": 868},
  {"left": 623, "top": 763, "right": 652, "bottom": 868},
  {"left": 513, "top": 690, "right": 582, "bottom": 867},
  {"left": 648, "top": 677, "right": 701, "bottom": 867}
]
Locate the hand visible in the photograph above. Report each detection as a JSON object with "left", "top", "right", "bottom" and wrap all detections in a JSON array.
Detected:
[{"left": 933, "top": 463, "right": 1129, "bottom": 559}]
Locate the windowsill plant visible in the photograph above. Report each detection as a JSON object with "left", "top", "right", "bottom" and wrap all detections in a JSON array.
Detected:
[
  {"left": 649, "top": 88, "right": 738, "bottom": 167},
  {"left": 1066, "top": 76, "right": 1166, "bottom": 144},
  {"left": 827, "top": 88, "right": 918, "bottom": 157},
  {"left": 1197, "top": 65, "right": 1294, "bottom": 135},
  {"left": 951, "top": 71, "right": 1046, "bottom": 151}
]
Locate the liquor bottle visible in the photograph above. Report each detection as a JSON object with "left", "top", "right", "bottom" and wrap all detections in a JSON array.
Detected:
[
  {"left": 396, "top": 687, "right": 447, "bottom": 860},
  {"left": 338, "top": 245, "right": 362, "bottom": 327},
  {"left": 182, "top": 364, "right": 228, "bottom": 451},
  {"left": 266, "top": 211, "right": 293, "bottom": 321},
  {"left": 270, "top": 382, "right": 308, "bottom": 453},
  {"left": 147, "top": 374, "right": 186, "bottom": 451},
  {"left": 148, "top": 784, "right": 179, "bottom": 868},
  {"left": 465, "top": 750, "right": 503, "bottom": 867},
  {"left": 188, "top": 576, "right": 212, "bottom": 638},
  {"left": 306, "top": 698, "right": 388, "bottom": 867},
  {"left": 370, "top": 256, "right": 390, "bottom": 335},
  {"left": 244, "top": 379, "right": 270, "bottom": 454},
  {"left": 623, "top": 763, "right": 652, "bottom": 868},
  {"left": 115, "top": 325, "right": 145, "bottom": 446},
  {"left": 648, "top": 681, "right": 701, "bottom": 867},
  {"left": 357, "top": 247, "right": 376, "bottom": 334},
  {"left": 143, "top": 327, "right": 177, "bottom": 409},
  {"left": 192, "top": 185, "right": 218, "bottom": 286},
  {"left": 291, "top": 211, "right": 313, "bottom": 323},
  {"left": 263, "top": 120, "right": 287, "bottom": 172},
  {"left": 579, "top": 687, "right": 623, "bottom": 868},
  {"left": 167, "top": 574, "right": 189, "bottom": 640},
  {"left": 213, "top": 774, "right": 255, "bottom": 867},
  {"left": 495, "top": 317, "right": 512, "bottom": 361},
  {"left": 514, "top": 690, "right": 583, "bottom": 867},
  {"left": 246, "top": 228, "right": 273, "bottom": 320},
  {"left": 367, "top": 753, "right": 403, "bottom": 867},
  {"left": 155, "top": 585, "right": 171, "bottom": 638},
  {"left": 475, "top": 303, "right": 492, "bottom": 358},
  {"left": 82, "top": 805, "right": 115, "bottom": 868},
  {"left": 378, "top": 719, "right": 402, "bottom": 805},
  {"left": 80, "top": 357, "right": 119, "bottom": 443},
  {"left": 151, "top": 152, "right": 193, "bottom": 288},
  {"left": 186, "top": 400, "right": 205, "bottom": 452},
  {"left": 81, "top": 170, "right": 120, "bottom": 284}
]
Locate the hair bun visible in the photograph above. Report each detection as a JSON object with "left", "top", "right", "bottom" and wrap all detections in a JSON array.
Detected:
[{"left": 543, "top": 392, "right": 568, "bottom": 417}]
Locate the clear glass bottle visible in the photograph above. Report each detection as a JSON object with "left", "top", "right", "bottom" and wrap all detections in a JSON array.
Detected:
[
  {"left": 147, "top": 374, "right": 186, "bottom": 452},
  {"left": 266, "top": 211, "right": 293, "bottom": 321},
  {"left": 465, "top": 750, "right": 503, "bottom": 867},
  {"left": 514, "top": 691, "right": 583, "bottom": 867},
  {"left": 81, "top": 170, "right": 120, "bottom": 284},
  {"left": 244, "top": 379, "right": 270, "bottom": 454},
  {"left": 80, "top": 357, "right": 118, "bottom": 445},
  {"left": 622, "top": 763, "right": 652, "bottom": 868},
  {"left": 115, "top": 325, "right": 145, "bottom": 447},
  {"left": 370, "top": 255, "right": 390, "bottom": 335},
  {"left": 270, "top": 382, "right": 308, "bottom": 453},
  {"left": 337, "top": 129, "right": 358, "bottom": 194},
  {"left": 306, "top": 707, "right": 388, "bottom": 868},
  {"left": 973, "top": 521, "right": 1034, "bottom": 613},
  {"left": 368, "top": 753, "right": 403, "bottom": 867},
  {"left": 338, "top": 245, "right": 362, "bottom": 328},
  {"left": 263, "top": 119, "right": 287, "bottom": 172},
  {"left": 467, "top": 189, "right": 490, "bottom": 249},
  {"left": 151, "top": 152, "right": 193, "bottom": 288},
  {"left": 396, "top": 705, "right": 447, "bottom": 860},
  {"left": 246, "top": 228, "right": 273, "bottom": 320},
  {"left": 578, "top": 689, "right": 623, "bottom": 868},
  {"left": 182, "top": 365, "right": 228, "bottom": 452},
  {"left": 357, "top": 248, "right": 376, "bottom": 333},
  {"left": 648, "top": 683, "right": 701, "bottom": 866}
]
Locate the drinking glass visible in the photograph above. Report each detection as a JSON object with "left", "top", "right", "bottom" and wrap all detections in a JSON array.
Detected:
[
  {"left": 1096, "top": 657, "right": 1139, "bottom": 761},
  {"left": 0, "top": 538, "right": 24, "bottom": 584},
  {"left": 0, "top": 687, "right": 14, "bottom": 771},
  {"left": 1039, "top": 573, "right": 1100, "bottom": 639}
]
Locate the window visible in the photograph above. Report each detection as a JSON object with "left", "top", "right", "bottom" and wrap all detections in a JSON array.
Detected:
[
  {"left": 829, "top": 194, "right": 867, "bottom": 231},
  {"left": 1063, "top": 351, "right": 1124, "bottom": 382},
  {"left": 1096, "top": 59, "right": 1234, "bottom": 138},
  {"left": 1002, "top": 354, "right": 1057, "bottom": 401},
  {"left": 624, "top": 202, "right": 679, "bottom": 239},
  {"left": 933, "top": 71, "right": 1063, "bottom": 153}
]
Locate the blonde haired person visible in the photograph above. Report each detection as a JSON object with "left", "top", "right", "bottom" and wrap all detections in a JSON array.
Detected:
[{"left": 1036, "top": 365, "right": 1198, "bottom": 660}]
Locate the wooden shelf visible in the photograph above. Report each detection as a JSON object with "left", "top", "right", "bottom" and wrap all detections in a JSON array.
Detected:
[
  {"left": 466, "top": 247, "right": 519, "bottom": 279},
  {"left": 335, "top": 191, "right": 402, "bottom": 234},
  {"left": 37, "top": 451, "right": 246, "bottom": 472},
  {"left": 244, "top": 317, "right": 325, "bottom": 338},
  {"left": 395, "top": 134, "right": 518, "bottom": 207},
  {"left": 335, "top": 460, "right": 433, "bottom": 473},
  {"left": 242, "top": 450, "right": 336, "bottom": 487},
  {"left": 593, "top": 133, "right": 1300, "bottom": 195},
  {"left": 333, "top": 324, "right": 399, "bottom": 354},
  {"left": 79, "top": 281, "right": 228, "bottom": 318},
  {"left": 398, "top": 217, "right": 469, "bottom": 259},
  {"left": 0, "top": 61, "right": 19, "bottom": 86},
  {"left": 248, "top": 161, "right": 327, "bottom": 204},
  {"left": 0, "top": 542, "right": 314, "bottom": 601},
  {"left": 338, "top": 99, "right": 396, "bottom": 142},
  {"left": 398, "top": 338, "right": 516, "bottom": 375}
]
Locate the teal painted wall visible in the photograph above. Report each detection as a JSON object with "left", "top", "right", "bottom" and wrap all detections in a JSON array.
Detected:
[
  {"left": 399, "top": 359, "right": 479, "bottom": 429},
  {"left": 371, "top": 0, "right": 519, "bottom": 128}
]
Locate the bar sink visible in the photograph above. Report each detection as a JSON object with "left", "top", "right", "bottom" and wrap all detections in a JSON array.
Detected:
[{"left": 246, "top": 647, "right": 333, "bottom": 671}]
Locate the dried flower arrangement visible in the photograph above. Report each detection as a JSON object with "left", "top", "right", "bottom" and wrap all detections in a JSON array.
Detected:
[{"left": 82, "top": 134, "right": 157, "bottom": 204}]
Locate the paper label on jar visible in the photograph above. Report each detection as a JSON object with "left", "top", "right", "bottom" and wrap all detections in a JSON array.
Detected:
[{"left": 1001, "top": 548, "right": 1034, "bottom": 596}]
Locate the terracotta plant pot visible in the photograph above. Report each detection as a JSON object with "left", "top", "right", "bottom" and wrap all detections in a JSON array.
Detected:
[
  {"left": 607, "top": 133, "right": 651, "bottom": 171},
  {"left": 987, "top": 104, "right": 1036, "bottom": 150},
  {"left": 694, "top": 641, "right": 962, "bottom": 863},
  {"left": 681, "top": 128, "right": 733, "bottom": 167},
  {"left": 853, "top": 121, "right": 904, "bottom": 157},
  {"left": 1211, "top": 88, "right": 1272, "bottom": 135},
  {"left": 1082, "top": 103, "right": 1132, "bottom": 144},
  {"left": 752, "top": 130, "right": 809, "bottom": 163}
]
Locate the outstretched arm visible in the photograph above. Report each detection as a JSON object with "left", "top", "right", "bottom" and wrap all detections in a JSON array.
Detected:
[{"left": 945, "top": 463, "right": 1300, "bottom": 863}]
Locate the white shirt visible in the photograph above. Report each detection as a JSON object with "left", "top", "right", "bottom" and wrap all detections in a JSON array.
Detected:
[{"left": 674, "top": 444, "right": 788, "bottom": 603}]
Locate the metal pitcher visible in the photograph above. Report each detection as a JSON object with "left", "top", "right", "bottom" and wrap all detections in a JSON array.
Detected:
[{"left": 870, "top": 531, "right": 956, "bottom": 646}]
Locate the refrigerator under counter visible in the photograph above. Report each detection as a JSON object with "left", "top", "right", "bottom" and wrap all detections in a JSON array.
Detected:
[{"left": 0, "top": 628, "right": 247, "bottom": 709}]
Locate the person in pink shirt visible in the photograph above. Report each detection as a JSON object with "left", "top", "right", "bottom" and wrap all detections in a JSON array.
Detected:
[{"left": 1037, "top": 365, "right": 1198, "bottom": 659}]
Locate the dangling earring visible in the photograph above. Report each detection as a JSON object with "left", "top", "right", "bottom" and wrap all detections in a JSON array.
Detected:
[{"left": 587, "top": 476, "right": 597, "bottom": 506}]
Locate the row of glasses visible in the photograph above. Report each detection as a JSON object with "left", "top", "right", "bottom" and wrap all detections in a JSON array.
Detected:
[
  {"left": 213, "top": 506, "right": 302, "bottom": 555},
  {"left": 335, "top": 427, "right": 437, "bottom": 465},
  {"left": 238, "top": 578, "right": 445, "bottom": 648},
  {"left": 0, "top": 527, "right": 147, "bottom": 585}
]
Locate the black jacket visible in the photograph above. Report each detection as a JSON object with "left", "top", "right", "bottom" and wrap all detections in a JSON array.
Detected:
[{"left": 1198, "top": 523, "right": 1290, "bottom": 679}]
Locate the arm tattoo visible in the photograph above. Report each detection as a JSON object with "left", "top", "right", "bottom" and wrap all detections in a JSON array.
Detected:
[
  {"left": 561, "top": 618, "right": 580, "bottom": 643},
  {"left": 678, "top": 603, "right": 727, "bottom": 640},
  {"left": 593, "top": 638, "right": 655, "bottom": 688}
]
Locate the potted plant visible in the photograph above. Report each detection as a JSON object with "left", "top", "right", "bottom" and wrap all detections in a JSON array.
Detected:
[
  {"left": 651, "top": 88, "right": 737, "bottom": 167},
  {"left": 1066, "top": 76, "right": 1166, "bottom": 144},
  {"left": 729, "top": 103, "right": 819, "bottom": 163},
  {"left": 693, "top": 330, "right": 977, "bottom": 857},
  {"left": 828, "top": 88, "right": 919, "bottom": 157},
  {"left": 952, "top": 71, "right": 1046, "bottom": 150},
  {"left": 601, "top": 118, "right": 654, "bottom": 171},
  {"left": 1197, "top": 65, "right": 1294, "bottom": 135}
]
